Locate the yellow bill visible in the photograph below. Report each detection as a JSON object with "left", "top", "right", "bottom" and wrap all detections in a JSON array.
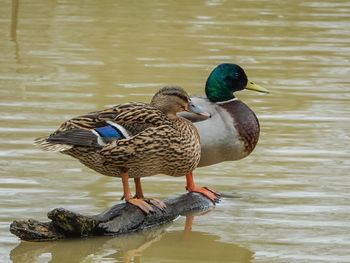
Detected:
[{"left": 246, "top": 81, "right": 269, "bottom": 94}]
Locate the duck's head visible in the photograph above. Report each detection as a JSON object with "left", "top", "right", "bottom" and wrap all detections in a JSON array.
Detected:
[
  {"left": 151, "top": 86, "right": 210, "bottom": 119},
  {"left": 205, "top": 63, "right": 269, "bottom": 103}
]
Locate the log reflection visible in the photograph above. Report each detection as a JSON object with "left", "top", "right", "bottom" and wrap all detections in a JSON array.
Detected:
[{"left": 10, "top": 213, "right": 253, "bottom": 263}]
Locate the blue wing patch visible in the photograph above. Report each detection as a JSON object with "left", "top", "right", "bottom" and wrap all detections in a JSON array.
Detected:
[{"left": 94, "top": 125, "right": 125, "bottom": 139}]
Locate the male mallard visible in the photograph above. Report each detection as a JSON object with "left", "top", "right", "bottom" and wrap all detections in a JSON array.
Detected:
[
  {"left": 181, "top": 63, "right": 269, "bottom": 167},
  {"left": 35, "top": 87, "right": 219, "bottom": 213}
]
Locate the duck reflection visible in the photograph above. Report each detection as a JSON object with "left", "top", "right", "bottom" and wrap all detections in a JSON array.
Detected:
[{"left": 10, "top": 214, "right": 253, "bottom": 263}]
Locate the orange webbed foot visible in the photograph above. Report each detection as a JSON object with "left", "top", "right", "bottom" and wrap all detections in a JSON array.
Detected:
[
  {"left": 146, "top": 198, "right": 167, "bottom": 211},
  {"left": 185, "top": 172, "right": 220, "bottom": 204},
  {"left": 187, "top": 186, "right": 221, "bottom": 204},
  {"left": 203, "top": 187, "right": 221, "bottom": 198},
  {"left": 126, "top": 198, "right": 154, "bottom": 214}
]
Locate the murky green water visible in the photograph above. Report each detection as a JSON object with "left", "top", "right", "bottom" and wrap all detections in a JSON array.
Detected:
[{"left": 1, "top": 0, "right": 350, "bottom": 262}]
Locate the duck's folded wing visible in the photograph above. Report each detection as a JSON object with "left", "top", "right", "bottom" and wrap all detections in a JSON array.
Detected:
[
  {"left": 35, "top": 103, "right": 173, "bottom": 152},
  {"left": 56, "top": 102, "right": 168, "bottom": 134},
  {"left": 34, "top": 121, "right": 128, "bottom": 151}
]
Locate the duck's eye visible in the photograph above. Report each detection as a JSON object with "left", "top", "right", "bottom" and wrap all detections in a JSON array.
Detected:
[{"left": 177, "top": 102, "right": 187, "bottom": 111}]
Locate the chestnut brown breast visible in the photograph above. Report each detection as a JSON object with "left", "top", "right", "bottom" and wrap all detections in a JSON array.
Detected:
[{"left": 219, "top": 100, "right": 260, "bottom": 156}]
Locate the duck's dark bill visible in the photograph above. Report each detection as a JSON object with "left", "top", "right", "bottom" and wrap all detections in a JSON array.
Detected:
[
  {"left": 246, "top": 81, "right": 269, "bottom": 93},
  {"left": 177, "top": 111, "right": 210, "bottom": 123},
  {"left": 188, "top": 102, "right": 211, "bottom": 117}
]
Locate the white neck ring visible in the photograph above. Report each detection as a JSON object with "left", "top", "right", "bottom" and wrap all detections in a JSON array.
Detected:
[{"left": 215, "top": 98, "right": 238, "bottom": 104}]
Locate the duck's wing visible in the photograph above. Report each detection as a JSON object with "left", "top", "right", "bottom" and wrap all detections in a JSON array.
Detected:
[
  {"left": 37, "top": 122, "right": 179, "bottom": 171},
  {"left": 55, "top": 102, "right": 169, "bottom": 135},
  {"left": 35, "top": 103, "right": 171, "bottom": 151}
]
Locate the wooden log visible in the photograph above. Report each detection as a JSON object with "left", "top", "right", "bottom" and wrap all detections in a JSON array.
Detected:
[{"left": 10, "top": 192, "right": 217, "bottom": 241}]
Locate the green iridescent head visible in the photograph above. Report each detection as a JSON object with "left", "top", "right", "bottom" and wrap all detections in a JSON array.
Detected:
[{"left": 205, "top": 63, "right": 268, "bottom": 102}]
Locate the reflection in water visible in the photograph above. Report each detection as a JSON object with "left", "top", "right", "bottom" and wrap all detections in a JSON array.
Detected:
[
  {"left": 11, "top": 0, "right": 20, "bottom": 63},
  {"left": 10, "top": 215, "right": 252, "bottom": 263}
]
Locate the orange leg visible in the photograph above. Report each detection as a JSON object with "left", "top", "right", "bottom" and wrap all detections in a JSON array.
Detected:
[
  {"left": 185, "top": 172, "right": 220, "bottom": 203},
  {"left": 121, "top": 172, "right": 154, "bottom": 213},
  {"left": 134, "top": 178, "right": 144, "bottom": 198},
  {"left": 134, "top": 178, "right": 166, "bottom": 210}
]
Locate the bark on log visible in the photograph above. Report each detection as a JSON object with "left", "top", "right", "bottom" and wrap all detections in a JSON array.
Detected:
[{"left": 10, "top": 192, "right": 216, "bottom": 241}]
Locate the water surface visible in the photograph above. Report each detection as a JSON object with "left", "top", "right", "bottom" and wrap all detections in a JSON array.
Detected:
[{"left": 1, "top": 0, "right": 350, "bottom": 262}]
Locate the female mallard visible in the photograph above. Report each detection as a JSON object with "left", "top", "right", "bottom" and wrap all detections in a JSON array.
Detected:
[
  {"left": 35, "top": 87, "right": 218, "bottom": 213},
  {"left": 181, "top": 63, "right": 269, "bottom": 167}
]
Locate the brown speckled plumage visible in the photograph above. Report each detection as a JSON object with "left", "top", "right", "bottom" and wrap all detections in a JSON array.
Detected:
[
  {"left": 66, "top": 116, "right": 200, "bottom": 178},
  {"left": 35, "top": 87, "right": 201, "bottom": 179}
]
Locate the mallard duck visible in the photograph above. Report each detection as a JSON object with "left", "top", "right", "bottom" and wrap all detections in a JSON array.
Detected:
[
  {"left": 35, "top": 86, "right": 219, "bottom": 213},
  {"left": 180, "top": 63, "right": 269, "bottom": 167}
]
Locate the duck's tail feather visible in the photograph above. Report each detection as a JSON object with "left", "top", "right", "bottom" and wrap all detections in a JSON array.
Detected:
[{"left": 34, "top": 136, "right": 74, "bottom": 152}]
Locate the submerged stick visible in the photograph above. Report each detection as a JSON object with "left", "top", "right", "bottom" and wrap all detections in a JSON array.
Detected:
[{"left": 10, "top": 192, "right": 215, "bottom": 241}]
